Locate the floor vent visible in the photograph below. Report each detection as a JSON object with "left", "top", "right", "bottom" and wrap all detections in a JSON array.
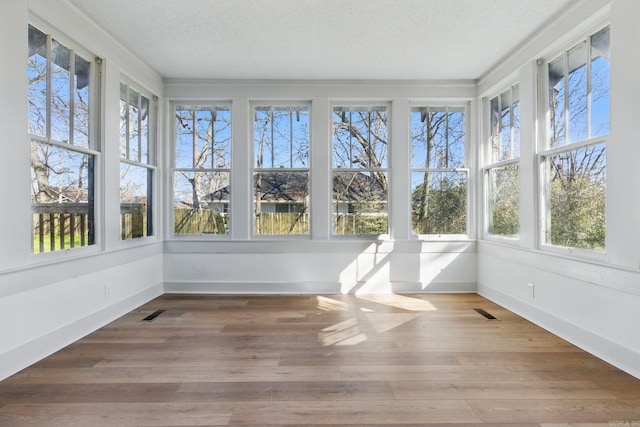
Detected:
[
  {"left": 474, "top": 308, "right": 499, "bottom": 320},
  {"left": 142, "top": 309, "right": 166, "bottom": 322}
]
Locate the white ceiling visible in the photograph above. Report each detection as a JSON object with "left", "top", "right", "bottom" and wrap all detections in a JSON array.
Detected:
[{"left": 66, "top": 0, "right": 573, "bottom": 81}]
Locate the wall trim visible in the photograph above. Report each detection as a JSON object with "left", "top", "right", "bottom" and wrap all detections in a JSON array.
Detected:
[
  {"left": 0, "top": 282, "right": 163, "bottom": 382},
  {"left": 478, "top": 282, "right": 640, "bottom": 380}
]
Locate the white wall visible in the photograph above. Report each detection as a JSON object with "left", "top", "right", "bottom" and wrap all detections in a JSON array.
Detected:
[
  {"left": 0, "top": 0, "right": 165, "bottom": 380},
  {"left": 477, "top": 0, "right": 640, "bottom": 379}
]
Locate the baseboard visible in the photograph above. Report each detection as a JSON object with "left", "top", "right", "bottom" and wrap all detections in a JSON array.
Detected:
[
  {"left": 0, "top": 282, "right": 163, "bottom": 381},
  {"left": 478, "top": 283, "right": 640, "bottom": 380},
  {"left": 164, "top": 281, "right": 477, "bottom": 295},
  {"left": 163, "top": 281, "right": 343, "bottom": 294}
]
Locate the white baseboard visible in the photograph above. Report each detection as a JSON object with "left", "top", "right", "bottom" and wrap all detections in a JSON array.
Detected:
[
  {"left": 0, "top": 283, "right": 163, "bottom": 381},
  {"left": 478, "top": 283, "right": 640, "bottom": 380}
]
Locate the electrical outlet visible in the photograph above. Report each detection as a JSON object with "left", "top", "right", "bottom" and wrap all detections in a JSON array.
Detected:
[
  {"left": 104, "top": 284, "right": 112, "bottom": 300},
  {"left": 526, "top": 283, "right": 535, "bottom": 299}
]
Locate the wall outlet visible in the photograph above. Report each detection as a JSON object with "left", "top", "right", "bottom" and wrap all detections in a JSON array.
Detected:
[
  {"left": 526, "top": 283, "right": 535, "bottom": 299},
  {"left": 104, "top": 284, "right": 112, "bottom": 300}
]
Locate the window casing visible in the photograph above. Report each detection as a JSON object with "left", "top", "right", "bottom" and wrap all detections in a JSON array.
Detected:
[
  {"left": 119, "top": 82, "right": 155, "bottom": 240},
  {"left": 410, "top": 106, "right": 467, "bottom": 236},
  {"left": 253, "top": 104, "right": 310, "bottom": 236},
  {"left": 485, "top": 85, "right": 520, "bottom": 238},
  {"left": 332, "top": 105, "right": 389, "bottom": 236},
  {"left": 541, "top": 25, "right": 609, "bottom": 252},
  {"left": 28, "top": 24, "right": 99, "bottom": 253},
  {"left": 173, "top": 104, "right": 231, "bottom": 236}
]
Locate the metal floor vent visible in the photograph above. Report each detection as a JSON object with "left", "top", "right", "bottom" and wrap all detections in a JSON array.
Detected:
[
  {"left": 142, "top": 309, "right": 166, "bottom": 322},
  {"left": 474, "top": 308, "right": 499, "bottom": 320}
]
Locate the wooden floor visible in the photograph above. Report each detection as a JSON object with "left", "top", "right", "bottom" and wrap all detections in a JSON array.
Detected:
[{"left": 1, "top": 294, "right": 639, "bottom": 426}]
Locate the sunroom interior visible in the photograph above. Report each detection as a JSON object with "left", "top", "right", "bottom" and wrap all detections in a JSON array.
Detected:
[{"left": 1, "top": 0, "right": 639, "bottom": 385}]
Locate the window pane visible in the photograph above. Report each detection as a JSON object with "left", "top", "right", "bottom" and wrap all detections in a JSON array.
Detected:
[
  {"left": 174, "top": 171, "right": 229, "bottom": 235},
  {"left": 120, "top": 163, "right": 152, "bottom": 239},
  {"left": 140, "top": 94, "right": 150, "bottom": 164},
  {"left": 254, "top": 171, "right": 309, "bottom": 235},
  {"left": 51, "top": 40, "right": 71, "bottom": 144},
  {"left": 333, "top": 107, "right": 387, "bottom": 169},
  {"left": 546, "top": 143, "right": 606, "bottom": 250},
  {"left": 591, "top": 26, "right": 610, "bottom": 138},
  {"left": 175, "top": 106, "right": 230, "bottom": 169},
  {"left": 31, "top": 142, "right": 94, "bottom": 252},
  {"left": 410, "top": 108, "right": 465, "bottom": 169},
  {"left": 549, "top": 56, "right": 566, "bottom": 147},
  {"left": 28, "top": 25, "right": 47, "bottom": 138},
  {"left": 512, "top": 86, "right": 520, "bottom": 158},
  {"left": 128, "top": 88, "right": 141, "bottom": 161},
  {"left": 488, "top": 164, "right": 519, "bottom": 237},
  {"left": 489, "top": 97, "right": 500, "bottom": 164},
  {"left": 333, "top": 171, "right": 388, "bottom": 235},
  {"left": 567, "top": 41, "right": 588, "bottom": 143},
  {"left": 254, "top": 107, "right": 309, "bottom": 169},
  {"left": 73, "top": 54, "right": 90, "bottom": 148},
  {"left": 119, "top": 83, "right": 128, "bottom": 157},
  {"left": 411, "top": 171, "right": 467, "bottom": 235}
]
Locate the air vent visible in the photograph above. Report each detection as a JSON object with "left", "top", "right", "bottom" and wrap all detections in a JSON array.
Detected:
[
  {"left": 474, "top": 308, "right": 498, "bottom": 320},
  {"left": 142, "top": 309, "right": 165, "bottom": 321}
]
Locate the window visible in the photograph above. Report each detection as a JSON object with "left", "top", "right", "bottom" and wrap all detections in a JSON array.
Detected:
[
  {"left": 410, "top": 107, "right": 467, "bottom": 235},
  {"left": 332, "top": 105, "right": 388, "bottom": 236},
  {"left": 119, "top": 82, "right": 155, "bottom": 240},
  {"left": 253, "top": 105, "right": 310, "bottom": 235},
  {"left": 28, "top": 24, "right": 98, "bottom": 253},
  {"left": 542, "top": 25, "right": 609, "bottom": 251},
  {"left": 486, "top": 85, "right": 520, "bottom": 238},
  {"left": 173, "top": 104, "right": 231, "bottom": 236}
]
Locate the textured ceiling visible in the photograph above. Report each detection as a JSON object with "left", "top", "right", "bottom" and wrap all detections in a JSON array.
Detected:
[{"left": 66, "top": 0, "right": 573, "bottom": 81}]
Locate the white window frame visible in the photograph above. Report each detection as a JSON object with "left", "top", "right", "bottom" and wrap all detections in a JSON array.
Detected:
[
  {"left": 331, "top": 102, "right": 391, "bottom": 239},
  {"left": 409, "top": 104, "right": 469, "bottom": 240},
  {"left": 538, "top": 24, "right": 610, "bottom": 259},
  {"left": 251, "top": 101, "right": 312, "bottom": 238},
  {"left": 119, "top": 79, "right": 157, "bottom": 241},
  {"left": 483, "top": 84, "right": 521, "bottom": 242},
  {"left": 28, "top": 21, "right": 102, "bottom": 257},
  {"left": 170, "top": 101, "right": 232, "bottom": 239}
]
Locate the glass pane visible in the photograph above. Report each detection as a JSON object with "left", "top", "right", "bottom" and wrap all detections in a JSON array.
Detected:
[
  {"left": 333, "top": 171, "right": 388, "bottom": 235},
  {"left": 140, "top": 94, "right": 150, "bottom": 164},
  {"left": 548, "top": 56, "right": 565, "bottom": 147},
  {"left": 488, "top": 164, "right": 519, "bottom": 237},
  {"left": 254, "top": 171, "right": 309, "bottom": 235},
  {"left": 411, "top": 171, "right": 467, "bottom": 235},
  {"left": 50, "top": 40, "right": 71, "bottom": 144},
  {"left": 254, "top": 106, "right": 310, "bottom": 169},
  {"left": 128, "top": 88, "right": 141, "bottom": 161},
  {"left": 567, "top": 41, "right": 588, "bottom": 143},
  {"left": 590, "top": 26, "right": 610, "bottom": 138},
  {"left": 512, "top": 86, "right": 520, "bottom": 158},
  {"left": 175, "top": 105, "right": 230, "bottom": 169},
  {"left": 488, "top": 97, "right": 500, "bottom": 163},
  {"left": 500, "top": 91, "right": 512, "bottom": 160},
  {"left": 410, "top": 108, "right": 465, "bottom": 169},
  {"left": 28, "top": 25, "right": 47, "bottom": 137},
  {"left": 119, "top": 83, "right": 128, "bottom": 158},
  {"left": 174, "top": 171, "right": 229, "bottom": 235},
  {"left": 546, "top": 143, "right": 606, "bottom": 250},
  {"left": 333, "top": 107, "right": 387, "bottom": 169},
  {"left": 73, "top": 53, "right": 90, "bottom": 148},
  {"left": 31, "top": 141, "right": 94, "bottom": 252},
  {"left": 120, "top": 163, "right": 151, "bottom": 239}
]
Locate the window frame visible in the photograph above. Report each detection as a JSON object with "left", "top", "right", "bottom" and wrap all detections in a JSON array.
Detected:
[
  {"left": 119, "top": 79, "right": 157, "bottom": 241},
  {"left": 171, "top": 101, "right": 232, "bottom": 239},
  {"left": 251, "top": 101, "right": 312, "bottom": 238},
  {"left": 483, "top": 84, "right": 521, "bottom": 242},
  {"left": 409, "top": 104, "right": 469, "bottom": 240},
  {"left": 538, "top": 24, "right": 610, "bottom": 258},
  {"left": 28, "top": 21, "right": 102, "bottom": 256},
  {"left": 331, "top": 102, "right": 391, "bottom": 239}
]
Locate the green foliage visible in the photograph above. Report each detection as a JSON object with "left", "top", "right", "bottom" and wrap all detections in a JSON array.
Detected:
[
  {"left": 488, "top": 165, "right": 520, "bottom": 237},
  {"left": 548, "top": 175, "right": 605, "bottom": 250},
  {"left": 412, "top": 177, "right": 467, "bottom": 235}
]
